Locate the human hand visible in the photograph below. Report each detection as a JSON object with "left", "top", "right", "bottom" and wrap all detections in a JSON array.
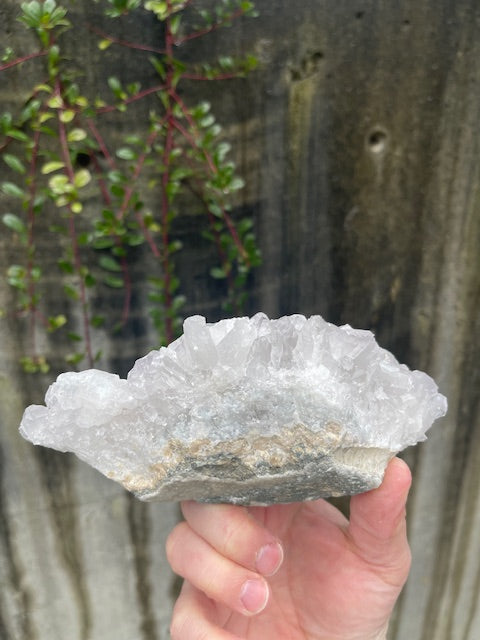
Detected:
[{"left": 166, "top": 457, "right": 412, "bottom": 640}]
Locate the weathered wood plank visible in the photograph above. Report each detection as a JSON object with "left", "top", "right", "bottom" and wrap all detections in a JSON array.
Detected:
[{"left": 1, "top": 1, "right": 479, "bottom": 638}]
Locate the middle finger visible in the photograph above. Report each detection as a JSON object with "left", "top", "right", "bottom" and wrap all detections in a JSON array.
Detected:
[{"left": 181, "top": 501, "right": 284, "bottom": 576}]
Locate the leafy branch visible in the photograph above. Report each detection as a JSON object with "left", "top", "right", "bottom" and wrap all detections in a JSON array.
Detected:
[{"left": 1, "top": 0, "right": 260, "bottom": 371}]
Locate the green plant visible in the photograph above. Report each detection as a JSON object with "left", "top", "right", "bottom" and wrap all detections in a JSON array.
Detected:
[{"left": 0, "top": 0, "right": 260, "bottom": 372}]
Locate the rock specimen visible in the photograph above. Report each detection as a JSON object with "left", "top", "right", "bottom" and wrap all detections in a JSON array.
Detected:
[{"left": 19, "top": 314, "right": 447, "bottom": 504}]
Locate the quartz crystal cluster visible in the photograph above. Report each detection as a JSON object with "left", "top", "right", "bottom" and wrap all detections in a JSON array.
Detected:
[{"left": 19, "top": 314, "right": 447, "bottom": 504}]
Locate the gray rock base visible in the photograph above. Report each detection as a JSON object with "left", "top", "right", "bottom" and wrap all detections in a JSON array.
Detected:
[{"left": 118, "top": 425, "right": 394, "bottom": 505}]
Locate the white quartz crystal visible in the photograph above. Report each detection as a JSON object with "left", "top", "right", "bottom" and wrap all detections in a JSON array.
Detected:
[{"left": 19, "top": 314, "right": 447, "bottom": 502}]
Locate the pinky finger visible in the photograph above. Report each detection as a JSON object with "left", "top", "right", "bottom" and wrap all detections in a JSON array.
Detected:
[{"left": 170, "top": 581, "right": 243, "bottom": 640}]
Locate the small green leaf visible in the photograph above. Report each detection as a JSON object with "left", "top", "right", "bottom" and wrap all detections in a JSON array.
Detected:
[
  {"left": 168, "top": 239, "right": 183, "bottom": 253},
  {"left": 210, "top": 266, "right": 227, "bottom": 279},
  {"left": 67, "top": 128, "right": 87, "bottom": 142},
  {"left": 73, "top": 169, "right": 91, "bottom": 188},
  {"left": 208, "top": 203, "right": 223, "bottom": 218},
  {"left": 48, "top": 314, "right": 67, "bottom": 332},
  {"left": 58, "top": 259, "right": 74, "bottom": 274},
  {"left": 1, "top": 182, "right": 25, "bottom": 198},
  {"left": 2, "top": 47, "right": 15, "bottom": 63},
  {"left": 39, "top": 112, "right": 55, "bottom": 124},
  {"left": 110, "top": 183, "right": 125, "bottom": 198},
  {"left": 127, "top": 233, "right": 145, "bottom": 246},
  {"left": 41, "top": 160, "right": 65, "bottom": 174},
  {"left": 199, "top": 114, "right": 215, "bottom": 128},
  {"left": 84, "top": 273, "right": 96, "bottom": 287},
  {"left": 60, "top": 109, "right": 76, "bottom": 123},
  {"left": 49, "top": 174, "right": 71, "bottom": 194},
  {"left": 71, "top": 201, "right": 83, "bottom": 213},
  {"left": 104, "top": 274, "right": 124, "bottom": 288},
  {"left": 91, "top": 315, "right": 105, "bottom": 328},
  {"left": 34, "top": 83, "right": 53, "bottom": 94},
  {"left": 0, "top": 112, "right": 13, "bottom": 131},
  {"left": 170, "top": 13, "right": 181, "bottom": 35},
  {"left": 63, "top": 284, "right": 80, "bottom": 300},
  {"left": 170, "top": 294, "right": 186, "bottom": 314},
  {"left": 7, "top": 264, "right": 26, "bottom": 289},
  {"left": 2, "top": 213, "right": 26, "bottom": 234},
  {"left": 112, "top": 245, "right": 126, "bottom": 257},
  {"left": 116, "top": 147, "right": 136, "bottom": 160},
  {"left": 92, "top": 236, "right": 115, "bottom": 249},
  {"left": 47, "top": 95, "right": 63, "bottom": 109},
  {"left": 107, "top": 171, "right": 126, "bottom": 186},
  {"left": 229, "top": 176, "right": 245, "bottom": 191},
  {"left": 99, "top": 255, "right": 122, "bottom": 272},
  {"left": 144, "top": 1, "right": 168, "bottom": 18},
  {"left": 192, "top": 101, "right": 211, "bottom": 118},
  {"left": 98, "top": 39, "right": 112, "bottom": 50},
  {"left": 3, "top": 154, "right": 26, "bottom": 174},
  {"left": 108, "top": 76, "right": 122, "bottom": 92},
  {"left": 215, "top": 142, "right": 231, "bottom": 162},
  {"left": 219, "top": 56, "right": 234, "bottom": 69},
  {"left": 65, "top": 352, "right": 85, "bottom": 365},
  {"left": 54, "top": 195, "right": 69, "bottom": 207}
]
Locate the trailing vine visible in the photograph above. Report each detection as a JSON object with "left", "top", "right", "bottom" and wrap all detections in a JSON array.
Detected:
[{"left": 0, "top": 0, "right": 260, "bottom": 372}]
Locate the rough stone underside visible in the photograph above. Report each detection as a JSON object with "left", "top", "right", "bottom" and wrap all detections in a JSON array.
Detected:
[
  {"left": 130, "top": 425, "right": 393, "bottom": 504},
  {"left": 19, "top": 314, "right": 447, "bottom": 504}
]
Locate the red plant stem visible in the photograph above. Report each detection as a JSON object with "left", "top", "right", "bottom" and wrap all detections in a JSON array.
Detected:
[
  {"left": 170, "top": 100, "right": 248, "bottom": 262},
  {"left": 24, "top": 127, "right": 42, "bottom": 357},
  {"left": 135, "top": 212, "right": 162, "bottom": 258},
  {"left": 90, "top": 152, "right": 113, "bottom": 204},
  {"left": 182, "top": 71, "right": 247, "bottom": 81},
  {"left": 0, "top": 50, "right": 47, "bottom": 72},
  {"left": 87, "top": 24, "right": 166, "bottom": 55},
  {"left": 161, "top": 7, "right": 176, "bottom": 344},
  {"left": 171, "top": 117, "right": 217, "bottom": 173},
  {"left": 95, "top": 84, "right": 167, "bottom": 115},
  {"left": 85, "top": 125, "right": 135, "bottom": 328},
  {"left": 182, "top": 159, "right": 248, "bottom": 310},
  {"left": 177, "top": 7, "right": 246, "bottom": 44},
  {"left": 186, "top": 177, "right": 240, "bottom": 309},
  {"left": 208, "top": 213, "right": 239, "bottom": 311},
  {"left": 87, "top": 117, "right": 168, "bottom": 326},
  {"left": 86, "top": 118, "right": 116, "bottom": 169},
  {"left": 120, "top": 254, "right": 132, "bottom": 326},
  {"left": 55, "top": 81, "right": 94, "bottom": 367},
  {"left": 221, "top": 206, "right": 249, "bottom": 261},
  {"left": 116, "top": 127, "right": 159, "bottom": 221}
]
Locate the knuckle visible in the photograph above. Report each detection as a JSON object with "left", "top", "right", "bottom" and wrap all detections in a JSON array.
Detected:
[
  {"left": 220, "top": 507, "right": 255, "bottom": 557},
  {"left": 166, "top": 521, "right": 189, "bottom": 568},
  {"left": 221, "top": 518, "right": 244, "bottom": 555}
]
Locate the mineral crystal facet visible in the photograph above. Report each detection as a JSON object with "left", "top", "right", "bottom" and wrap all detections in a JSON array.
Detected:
[{"left": 19, "top": 314, "right": 447, "bottom": 504}]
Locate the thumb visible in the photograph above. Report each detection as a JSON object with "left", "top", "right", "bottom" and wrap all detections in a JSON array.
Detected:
[{"left": 348, "top": 457, "right": 412, "bottom": 578}]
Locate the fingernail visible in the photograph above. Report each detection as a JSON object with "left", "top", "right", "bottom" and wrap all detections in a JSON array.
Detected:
[
  {"left": 240, "top": 578, "right": 269, "bottom": 614},
  {"left": 256, "top": 542, "right": 284, "bottom": 576}
]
